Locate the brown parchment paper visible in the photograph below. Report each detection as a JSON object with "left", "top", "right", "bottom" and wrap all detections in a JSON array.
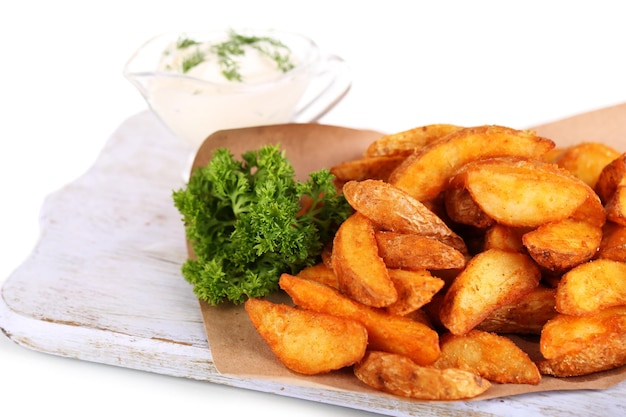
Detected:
[{"left": 192, "top": 105, "right": 626, "bottom": 401}]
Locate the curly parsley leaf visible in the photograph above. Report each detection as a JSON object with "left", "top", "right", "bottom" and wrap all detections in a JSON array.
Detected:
[{"left": 172, "top": 144, "right": 352, "bottom": 305}]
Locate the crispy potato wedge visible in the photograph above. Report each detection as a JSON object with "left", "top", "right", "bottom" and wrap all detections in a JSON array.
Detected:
[
  {"left": 538, "top": 306, "right": 626, "bottom": 377},
  {"left": 553, "top": 142, "right": 621, "bottom": 188},
  {"left": 374, "top": 231, "right": 466, "bottom": 271},
  {"left": 443, "top": 186, "right": 495, "bottom": 228},
  {"left": 342, "top": 179, "right": 467, "bottom": 253},
  {"left": 279, "top": 273, "right": 440, "bottom": 365},
  {"left": 540, "top": 306, "right": 626, "bottom": 359},
  {"left": 245, "top": 298, "right": 368, "bottom": 375},
  {"left": 296, "top": 263, "right": 339, "bottom": 288},
  {"left": 455, "top": 156, "right": 592, "bottom": 227},
  {"left": 477, "top": 286, "right": 557, "bottom": 335},
  {"left": 330, "top": 155, "right": 406, "bottom": 185},
  {"left": 433, "top": 330, "right": 541, "bottom": 385},
  {"left": 606, "top": 185, "right": 626, "bottom": 226},
  {"left": 522, "top": 219, "right": 602, "bottom": 273},
  {"left": 598, "top": 221, "right": 626, "bottom": 262},
  {"left": 354, "top": 350, "right": 491, "bottom": 400},
  {"left": 364, "top": 124, "right": 463, "bottom": 157},
  {"left": 386, "top": 269, "right": 445, "bottom": 316},
  {"left": 567, "top": 188, "right": 607, "bottom": 228},
  {"left": 555, "top": 258, "right": 626, "bottom": 315},
  {"left": 388, "top": 125, "right": 555, "bottom": 202},
  {"left": 439, "top": 249, "right": 541, "bottom": 335},
  {"left": 331, "top": 212, "right": 397, "bottom": 307},
  {"left": 595, "top": 152, "right": 626, "bottom": 204},
  {"left": 483, "top": 224, "right": 528, "bottom": 253}
]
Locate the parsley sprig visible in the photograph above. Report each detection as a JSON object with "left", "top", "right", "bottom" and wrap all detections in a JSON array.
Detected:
[{"left": 172, "top": 145, "right": 352, "bottom": 305}]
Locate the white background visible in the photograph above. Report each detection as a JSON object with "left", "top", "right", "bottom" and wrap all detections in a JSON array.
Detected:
[{"left": 1, "top": 1, "right": 625, "bottom": 416}]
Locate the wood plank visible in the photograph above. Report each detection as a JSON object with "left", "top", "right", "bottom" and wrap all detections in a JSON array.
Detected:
[{"left": 1, "top": 109, "right": 625, "bottom": 416}]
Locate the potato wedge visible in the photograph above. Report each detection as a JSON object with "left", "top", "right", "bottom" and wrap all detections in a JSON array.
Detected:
[
  {"left": 279, "top": 273, "right": 440, "bottom": 365},
  {"left": 483, "top": 224, "right": 528, "bottom": 253},
  {"left": 595, "top": 152, "right": 626, "bottom": 204},
  {"left": 443, "top": 186, "right": 495, "bottom": 228},
  {"left": 555, "top": 258, "right": 626, "bottom": 315},
  {"left": 598, "top": 221, "right": 626, "bottom": 262},
  {"left": 554, "top": 142, "right": 621, "bottom": 188},
  {"left": 439, "top": 249, "right": 541, "bottom": 335},
  {"left": 374, "top": 231, "right": 466, "bottom": 271},
  {"left": 522, "top": 219, "right": 602, "bottom": 273},
  {"left": 245, "top": 298, "right": 367, "bottom": 375},
  {"left": 605, "top": 185, "right": 626, "bottom": 226},
  {"left": 538, "top": 306, "right": 626, "bottom": 377},
  {"left": 364, "top": 124, "right": 463, "bottom": 157},
  {"left": 331, "top": 212, "right": 397, "bottom": 307},
  {"left": 567, "top": 188, "right": 606, "bottom": 228},
  {"left": 386, "top": 269, "right": 445, "bottom": 316},
  {"left": 388, "top": 125, "right": 555, "bottom": 202},
  {"left": 476, "top": 286, "right": 557, "bottom": 335},
  {"left": 433, "top": 330, "right": 541, "bottom": 385},
  {"left": 330, "top": 155, "right": 406, "bottom": 185},
  {"left": 540, "top": 306, "right": 626, "bottom": 359},
  {"left": 342, "top": 179, "right": 467, "bottom": 253},
  {"left": 296, "top": 263, "right": 339, "bottom": 288},
  {"left": 354, "top": 351, "right": 491, "bottom": 400},
  {"left": 456, "top": 157, "right": 592, "bottom": 227}
]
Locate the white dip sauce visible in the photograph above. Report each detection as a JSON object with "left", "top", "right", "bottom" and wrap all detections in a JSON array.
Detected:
[{"left": 145, "top": 32, "right": 312, "bottom": 148}]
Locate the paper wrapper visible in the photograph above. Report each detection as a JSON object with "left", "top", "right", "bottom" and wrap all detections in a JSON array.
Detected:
[{"left": 190, "top": 104, "right": 626, "bottom": 401}]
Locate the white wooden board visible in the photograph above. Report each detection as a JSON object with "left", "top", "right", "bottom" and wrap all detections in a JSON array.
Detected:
[{"left": 1, "top": 110, "right": 624, "bottom": 416}]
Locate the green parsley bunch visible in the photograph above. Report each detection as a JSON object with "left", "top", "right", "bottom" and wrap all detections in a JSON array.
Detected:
[{"left": 172, "top": 144, "right": 352, "bottom": 305}]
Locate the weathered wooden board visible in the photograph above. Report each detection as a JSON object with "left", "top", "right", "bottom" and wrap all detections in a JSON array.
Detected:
[{"left": 1, "top": 109, "right": 625, "bottom": 417}]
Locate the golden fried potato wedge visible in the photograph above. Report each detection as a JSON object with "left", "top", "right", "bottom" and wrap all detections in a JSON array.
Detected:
[
  {"left": 538, "top": 306, "right": 626, "bottom": 376},
  {"left": 433, "top": 330, "right": 541, "bottom": 385},
  {"left": 342, "top": 179, "right": 467, "bottom": 253},
  {"left": 374, "top": 231, "right": 466, "bottom": 271},
  {"left": 296, "top": 263, "right": 339, "bottom": 288},
  {"left": 245, "top": 298, "right": 367, "bottom": 375},
  {"left": 330, "top": 155, "right": 406, "bottom": 185},
  {"left": 567, "top": 188, "right": 606, "bottom": 228},
  {"left": 456, "top": 156, "right": 593, "bottom": 227},
  {"left": 595, "top": 152, "right": 626, "bottom": 204},
  {"left": 540, "top": 306, "right": 626, "bottom": 359},
  {"left": 555, "top": 258, "right": 626, "bottom": 315},
  {"left": 598, "top": 221, "right": 626, "bottom": 262},
  {"left": 606, "top": 185, "right": 626, "bottom": 226},
  {"left": 388, "top": 125, "right": 555, "bottom": 202},
  {"left": 477, "top": 286, "right": 557, "bottom": 335},
  {"left": 279, "top": 273, "right": 440, "bottom": 365},
  {"left": 331, "top": 212, "right": 397, "bottom": 307},
  {"left": 364, "top": 124, "right": 463, "bottom": 157},
  {"left": 439, "top": 249, "right": 541, "bottom": 335},
  {"left": 354, "top": 351, "right": 491, "bottom": 400},
  {"left": 553, "top": 142, "right": 621, "bottom": 188},
  {"left": 522, "top": 219, "right": 602, "bottom": 273},
  {"left": 483, "top": 224, "right": 528, "bottom": 253},
  {"left": 443, "top": 186, "right": 495, "bottom": 228},
  {"left": 386, "top": 269, "right": 445, "bottom": 316}
]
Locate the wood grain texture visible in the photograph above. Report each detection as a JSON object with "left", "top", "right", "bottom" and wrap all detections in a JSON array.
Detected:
[{"left": 1, "top": 109, "right": 625, "bottom": 417}]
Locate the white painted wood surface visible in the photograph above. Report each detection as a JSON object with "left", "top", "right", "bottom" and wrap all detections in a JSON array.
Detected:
[{"left": 1, "top": 110, "right": 624, "bottom": 417}]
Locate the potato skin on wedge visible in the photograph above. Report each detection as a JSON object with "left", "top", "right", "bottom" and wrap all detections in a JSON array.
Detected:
[
  {"left": 279, "top": 273, "right": 440, "bottom": 365},
  {"left": 433, "top": 330, "right": 541, "bottom": 385},
  {"left": 388, "top": 125, "right": 555, "bottom": 202},
  {"left": 354, "top": 351, "right": 491, "bottom": 400},
  {"left": 245, "top": 298, "right": 368, "bottom": 375},
  {"left": 331, "top": 212, "right": 397, "bottom": 308},
  {"left": 439, "top": 249, "right": 541, "bottom": 336},
  {"left": 538, "top": 307, "right": 626, "bottom": 377}
]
